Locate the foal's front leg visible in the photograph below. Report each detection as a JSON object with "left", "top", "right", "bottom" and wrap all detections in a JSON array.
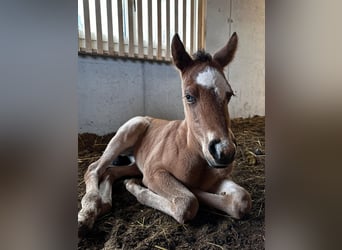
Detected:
[
  {"left": 193, "top": 179, "right": 252, "bottom": 219},
  {"left": 125, "top": 170, "right": 199, "bottom": 223}
]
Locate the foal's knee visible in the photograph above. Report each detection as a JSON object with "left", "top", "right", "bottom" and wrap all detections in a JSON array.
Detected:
[
  {"left": 173, "top": 195, "right": 199, "bottom": 223},
  {"left": 84, "top": 161, "right": 99, "bottom": 179}
]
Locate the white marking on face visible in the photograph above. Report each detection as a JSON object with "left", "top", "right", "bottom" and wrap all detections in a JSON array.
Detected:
[
  {"left": 207, "top": 131, "right": 216, "bottom": 142},
  {"left": 195, "top": 67, "right": 231, "bottom": 100},
  {"left": 200, "top": 131, "right": 215, "bottom": 162}
]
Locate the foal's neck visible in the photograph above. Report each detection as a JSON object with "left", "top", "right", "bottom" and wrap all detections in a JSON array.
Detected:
[{"left": 181, "top": 119, "right": 202, "bottom": 155}]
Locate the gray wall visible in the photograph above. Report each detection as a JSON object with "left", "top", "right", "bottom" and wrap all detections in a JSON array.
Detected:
[
  {"left": 78, "top": 57, "right": 183, "bottom": 134},
  {"left": 78, "top": 0, "right": 265, "bottom": 134}
]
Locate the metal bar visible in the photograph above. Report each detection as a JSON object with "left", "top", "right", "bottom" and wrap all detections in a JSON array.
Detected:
[
  {"left": 197, "top": 0, "right": 202, "bottom": 50},
  {"left": 148, "top": 0, "right": 153, "bottom": 58},
  {"left": 107, "top": 0, "right": 114, "bottom": 55},
  {"left": 117, "top": 0, "right": 124, "bottom": 56},
  {"left": 166, "top": 0, "right": 170, "bottom": 60},
  {"left": 182, "top": 0, "right": 186, "bottom": 46},
  {"left": 137, "top": 0, "right": 143, "bottom": 57},
  {"left": 127, "top": 0, "right": 134, "bottom": 57},
  {"left": 174, "top": 0, "right": 178, "bottom": 34},
  {"left": 83, "top": 0, "right": 91, "bottom": 52},
  {"left": 95, "top": 0, "right": 103, "bottom": 54},
  {"left": 190, "top": 0, "right": 194, "bottom": 54},
  {"left": 157, "top": 0, "right": 161, "bottom": 59}
]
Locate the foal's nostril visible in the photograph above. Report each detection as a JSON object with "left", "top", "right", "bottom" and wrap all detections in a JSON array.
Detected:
[
  {"left": 208, "top": 139, "right": 235, "bottom": 165},
  {"left": 208, "top": 139, "right": 221, "bottom": 160}
]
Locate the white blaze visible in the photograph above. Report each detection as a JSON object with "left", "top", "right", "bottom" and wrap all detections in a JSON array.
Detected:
[{"left": 195, "top": 67, "right": 231, "bottom": 100}]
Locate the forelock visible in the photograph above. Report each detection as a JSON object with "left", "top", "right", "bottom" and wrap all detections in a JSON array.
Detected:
[{"left": 192, "top": 49, "right": 212, "bottom": 62}]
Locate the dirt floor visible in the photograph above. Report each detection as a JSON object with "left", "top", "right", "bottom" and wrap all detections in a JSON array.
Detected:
[{"left": 78, "top": 116, "right": 265, "bottom": 250}]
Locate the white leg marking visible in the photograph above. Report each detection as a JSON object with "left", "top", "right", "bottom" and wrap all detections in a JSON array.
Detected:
[
  {"left": 215, "top": 179, "right": 240, "bottom": 195},
  {"left": 193, "top": 179, "right": 251, "bottom": 219}
]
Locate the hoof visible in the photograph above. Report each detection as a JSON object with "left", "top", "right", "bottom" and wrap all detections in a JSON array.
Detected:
[
  {"left": 78, "top": 220, "right": 91, "bottom": 238},
  {"left": 232, "top": 192, "right": 252, "bottom": 219},
  {"left": 78, "top": 191, "right": 101, "bottom": 236}
]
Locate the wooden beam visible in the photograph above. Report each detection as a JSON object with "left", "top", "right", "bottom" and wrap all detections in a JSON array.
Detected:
[{"left": 201, "top": 0, "right": 207, "bottom": 49}]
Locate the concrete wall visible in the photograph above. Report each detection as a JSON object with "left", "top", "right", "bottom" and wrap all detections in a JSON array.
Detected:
[
  {"left": 78, "top": 0, "right": 265, "bottom": 134},
  {"left": 206, "top": 0, "right": 265, "bottom": 118},
  {"left": 78, "top": 57, "right": 183, "bottom": 134}
]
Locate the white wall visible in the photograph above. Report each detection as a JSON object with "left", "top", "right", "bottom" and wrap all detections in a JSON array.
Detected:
[
  {"left": 206, "top": 0, "right": 265, "bottom": 118},
  {"left": 78, "top": 0, "right": 265, "bottom": 134}
]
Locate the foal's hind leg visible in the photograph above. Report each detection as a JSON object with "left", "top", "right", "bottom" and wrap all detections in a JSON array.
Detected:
[
  {"left": 78, "top": 164, "right": 141, "bottom": 236},
  {"left": 193, "top": 179, "right": 252, "bottom": 219},
  {"left": 78, "top": 116, "right": 150, "bottom": 234},
  {"left": 99, "top": 164, "right": 142, "bottom": 215}
]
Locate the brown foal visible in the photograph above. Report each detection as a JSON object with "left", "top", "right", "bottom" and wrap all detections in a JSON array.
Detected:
[{"left": 78, "top": 32, "right": 252, "bottom": 235}]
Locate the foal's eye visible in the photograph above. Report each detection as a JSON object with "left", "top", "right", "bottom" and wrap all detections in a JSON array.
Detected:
[{"left": 185, "top": 94, "right": 196, "bottom": 104}]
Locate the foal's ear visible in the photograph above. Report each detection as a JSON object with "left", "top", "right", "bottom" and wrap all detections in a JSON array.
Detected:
[
  {"left": 213, "top": 32, "right": 238, "bottom": 68},
  {"left": 171, "top": 34, "right": 193, "bottom": 71}
]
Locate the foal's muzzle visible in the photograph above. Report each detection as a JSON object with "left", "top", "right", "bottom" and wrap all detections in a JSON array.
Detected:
[{"left": 208, "top": 139, "right": 236, "bottom": 167}]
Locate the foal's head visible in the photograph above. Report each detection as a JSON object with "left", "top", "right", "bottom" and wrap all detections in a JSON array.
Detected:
[{"left": 172, "top": 33, "right": 238, "bottom": 168}]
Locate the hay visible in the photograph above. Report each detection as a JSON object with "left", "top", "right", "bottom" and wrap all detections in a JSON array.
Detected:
[{"left": 78, "top": 116, "right": 265, "bottom": 250}]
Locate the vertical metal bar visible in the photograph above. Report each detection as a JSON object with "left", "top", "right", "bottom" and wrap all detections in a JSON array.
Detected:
[
  {"left": 182, "top": 0, "right": 186, "bottom": 47},
  {"left": 107, "top": 0, "right": 114, "bottom": 55},
  {"left": 95, "top": 0, "right": 103, "bottom": 54},
  {"left": 174, "top": 0, "right": 178, "bottom": 34},
  {"left": 137, "top": 0, "right": 143, "bottom": 57},
  {"left": 197, "top": 0, "right": 203, "bottom": 50},
  {"left": 83, "top": 0, "right": 92, "bottom": 52},
  {"left": 166, "top": 0, "right": 170, "bottom": 60},
  {"left": 127, "top": 0, "right": 134, "bottom": 57},
  {"left": 157, "top": 0, "right": 161, "bottom": 60},
  {"left": 190, "top": 0, "right": 194, "bottom": 54},
  {"left": 148, "top": 0, "right": 153, "bottom": 58},
  {"left": 117, "top": 0, "right": 124, "bottom": 55}
]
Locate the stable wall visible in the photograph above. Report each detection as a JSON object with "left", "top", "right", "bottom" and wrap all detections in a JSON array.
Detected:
[
  {"left": 206, "top": 0, "right": 265, "bottom": 118},
  {"left": 78, "top": 0, "right": 265, "bottom": 134},
  {"left": 78, "top": 57, "right": 183, "bottom": 134}
]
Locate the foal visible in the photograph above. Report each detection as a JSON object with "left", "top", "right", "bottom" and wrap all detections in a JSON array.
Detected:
[{"left": 78, "top": 32, "right": 252, "bottom": 234}]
